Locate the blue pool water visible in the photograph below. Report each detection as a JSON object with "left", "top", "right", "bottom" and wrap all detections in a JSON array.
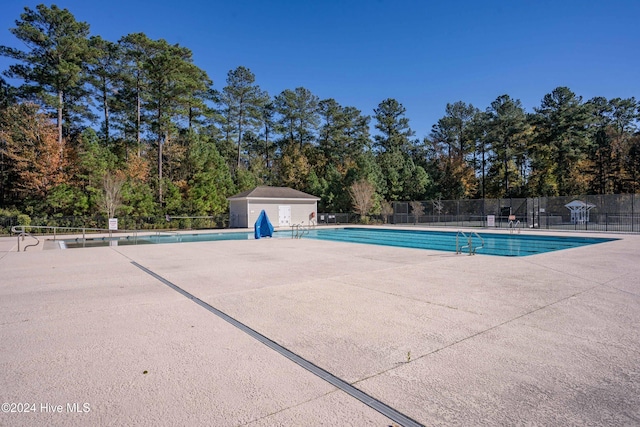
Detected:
[
  {"left": 304, "top": 227, "right": 616, "bottom": 257},
  {"left": 63, "top": 227, "right": 616, "bottom": 256}
]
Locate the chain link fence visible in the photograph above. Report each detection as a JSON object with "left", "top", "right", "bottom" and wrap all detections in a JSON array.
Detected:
[
  {"left": 391, "top": 194, "right": 640, "bottom": 232},
  {"left": 3, "top": 194, "right": 639, "bottom": 235},
  {"left": 318, "top": 194, "right": 640, "bottom": 233}
]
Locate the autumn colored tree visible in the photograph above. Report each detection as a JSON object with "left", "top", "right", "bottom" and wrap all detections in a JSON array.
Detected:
[
  {"left": 349, "top": 179, "right": 376, "bottom": 218},
  {"left": 380, "top": 200, "right": 393, "bottom": 223},
  {"left": 277, "top": 144, "right": 311, "bottom": 190},
  {"left": 101, "top": 170, "right": 126, "bottom": 218},
  {"left": 409, "top": 200, "right": 425, "bottom": 224},
  {"left": 0, "top": 103, "right": 68, "bottom": 206}
]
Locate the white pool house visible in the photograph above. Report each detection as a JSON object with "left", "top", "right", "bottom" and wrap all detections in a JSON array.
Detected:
[{"left": 228, "top": 186, "right": 320, "bottom": 228}]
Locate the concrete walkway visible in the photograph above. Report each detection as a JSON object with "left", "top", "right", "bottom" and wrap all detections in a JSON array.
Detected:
[{"left": 1, "top": 229, "right": 639, "bottom": 426}]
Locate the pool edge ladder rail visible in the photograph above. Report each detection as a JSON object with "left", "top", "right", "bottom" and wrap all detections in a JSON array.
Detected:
[
  {"left": 290, "top": 223, "right": 310, "bottom": 239},
  {"left": 455, "top": 230, "right": 484, "bottom": 255}
]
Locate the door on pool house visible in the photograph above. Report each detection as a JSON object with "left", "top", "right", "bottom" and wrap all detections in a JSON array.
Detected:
[{"left": 278, "top": 205, "right": 291, "bottom": 226}]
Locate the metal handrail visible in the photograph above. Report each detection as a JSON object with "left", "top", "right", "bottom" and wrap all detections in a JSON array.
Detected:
[
  {"left": 155, "top": 230, "right": 182, "bottom": 242},
  {"left": 455, "top": 230, "right": 465, "bottom": 254},
  {"left": 14, "top": 230, "right": 40, "bottom": 252},
  {"left": 12, "top": 224, "right": 102, "bottom": 239},
  {"left": 155, "top": 230, "right": 180, "bottom": 236},
  {"left": 473, "top": 232, "right": 485, "bottom": 253},
  {"left": 290, "top": 223, "right": 310, "bottom": 239},
  {"left": 455, "top": 230, "right": 484, "bottom": 255},
  {"left": 299, "top": 223, "right": 309, "bottom": 239},
  {"left": 10, "top": 225, "right": 143, "bottom": 251},
  {"left": 508, "top": 220, "right": 521, "bottom": 234}
]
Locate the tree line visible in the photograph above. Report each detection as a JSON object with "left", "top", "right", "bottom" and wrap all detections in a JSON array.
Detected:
[{"left": 1, "top": 4, "right": 639, "bottom": 222}]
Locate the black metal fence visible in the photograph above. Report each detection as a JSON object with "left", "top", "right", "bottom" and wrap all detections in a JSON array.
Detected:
[
  {"left": 315, "top": 212, "right": 359, "bottom": 225},
  {"left": 318, "top": 194, "right": 640, "bottom": 233},
  {"left": 3, "top": 194, "right": 639, "bottom": 235},
  {"left": 391, "top": 194, "right": 640, "bottom": 232}
]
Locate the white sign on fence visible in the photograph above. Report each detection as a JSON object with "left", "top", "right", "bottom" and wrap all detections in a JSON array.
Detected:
[
  {"left": 108, "top": 218, "right": 118, "bottom": 231},
  {"left": 487, "top": 215, "right": 495, "bottom": 227}
]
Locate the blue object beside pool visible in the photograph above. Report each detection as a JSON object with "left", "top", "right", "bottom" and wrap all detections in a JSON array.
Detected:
[{"left": 254, "top": 210, "right": 274, "bottom": 239}]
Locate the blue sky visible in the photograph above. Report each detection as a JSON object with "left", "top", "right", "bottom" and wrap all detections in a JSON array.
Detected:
[{"left": 1, "top": 0, "right": 639, "bottom": 139}]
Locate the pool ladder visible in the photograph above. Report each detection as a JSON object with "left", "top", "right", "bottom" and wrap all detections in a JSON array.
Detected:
[
  {"left": 456, "top": 230, "right": 484, "bottom": 255},
  {"left": 290, "top": 223, "right": 310, "bottom": 239}
]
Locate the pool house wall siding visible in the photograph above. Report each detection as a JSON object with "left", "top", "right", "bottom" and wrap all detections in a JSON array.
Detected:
[
  {"left": 228, "top": 186, "right": 320, "bottom": 228},
  {"left": 228, "top": 199, "right": 249, "bottom": 228},
  {"left": 248, "top": 200, "right": 316, "bottom": 228}
]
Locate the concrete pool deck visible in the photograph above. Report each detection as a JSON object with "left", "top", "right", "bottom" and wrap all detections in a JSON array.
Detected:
[{"left": 1, "top": 228, "right": 639, "bottom": 426}]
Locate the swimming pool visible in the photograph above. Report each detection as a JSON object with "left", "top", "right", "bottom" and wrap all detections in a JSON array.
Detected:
[
  {"left": 62, "top": 227, "right": 616, "bottom": 256},
  {"left": 62, "top": 231, "right": 254, "bottom": 248},
  {"left": 306, "top": 227, "right": 616, "bottom": 256}
]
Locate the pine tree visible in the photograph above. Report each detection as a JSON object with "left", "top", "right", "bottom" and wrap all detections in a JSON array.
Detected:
[
  {"left": 87, "top": 36, "right": 121, "bottom": 149},
  {"left": 531, "top": 87, "right": 591, "bottom": 195},
  {"left": 484, "top": 95, "right": 531, "bottom": 198},
  {"left": 274, "top": 87, "right": 320, "bottom": 150},
  {"left": 1, "top": 4, "right": 92, "bottom": 147},
  {"left": 219, "top": 66, "right": 268, "bottom": 170}
]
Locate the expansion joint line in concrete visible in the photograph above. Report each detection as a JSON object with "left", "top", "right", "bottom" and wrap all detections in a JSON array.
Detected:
[
  {"left": 352, "top": 282, "right": 604, "bottom": 387},
  {"left": 130, "top": 261, "right": 423, "bottom": 427}
]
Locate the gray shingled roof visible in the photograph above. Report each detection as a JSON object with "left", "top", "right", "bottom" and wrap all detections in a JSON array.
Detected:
[{"left": 228, "top": 186, "right": 320, "bottom": 200}]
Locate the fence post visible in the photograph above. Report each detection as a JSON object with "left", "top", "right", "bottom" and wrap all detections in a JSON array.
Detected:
[{"left": 392, "top": 202, "right": 396, "bottom": 224}]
